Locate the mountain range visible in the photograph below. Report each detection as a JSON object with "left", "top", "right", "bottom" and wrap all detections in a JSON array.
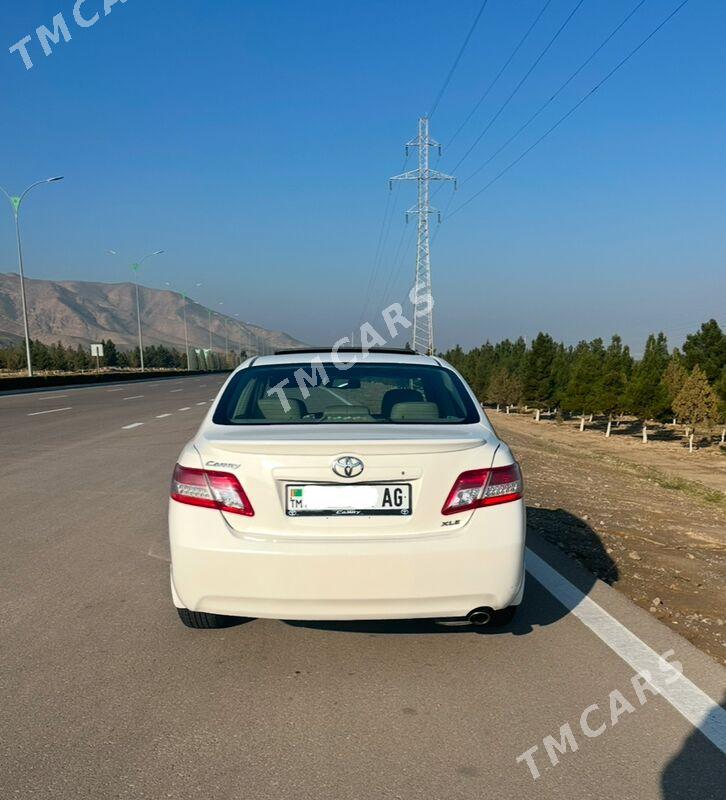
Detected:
[{"left": 0, "top": 273, "right": 304, "bottom": 354}]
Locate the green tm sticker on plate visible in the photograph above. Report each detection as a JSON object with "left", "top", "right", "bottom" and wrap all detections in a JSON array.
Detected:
[{"left": 291, "top": 488, "right": 303, "bottom": 498}]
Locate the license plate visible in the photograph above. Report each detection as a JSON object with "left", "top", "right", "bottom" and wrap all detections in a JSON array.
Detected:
[{"left": 286, "top": 483, "right": 412, "bottom": 516}]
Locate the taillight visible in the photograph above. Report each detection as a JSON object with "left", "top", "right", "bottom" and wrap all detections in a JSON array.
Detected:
[
  {"left": 171, "top": 464, "right": 254, "bottom": 516},
  {"left": 442, "top": 463, "right": 523, "bottom": 515}
]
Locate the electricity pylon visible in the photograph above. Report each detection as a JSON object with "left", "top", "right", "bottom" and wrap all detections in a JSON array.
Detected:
[{"left": 390, "top": 117, "right": 456, "bottom": 355}]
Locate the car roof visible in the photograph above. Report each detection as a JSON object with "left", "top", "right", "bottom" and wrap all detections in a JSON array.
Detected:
[{"left": 245, "top": 350, "right": 443, "bottom": 367}]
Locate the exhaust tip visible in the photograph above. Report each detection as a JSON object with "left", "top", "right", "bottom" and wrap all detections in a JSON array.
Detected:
[{"left": 467, "top": 608, "right": 492, "bottom": 626}]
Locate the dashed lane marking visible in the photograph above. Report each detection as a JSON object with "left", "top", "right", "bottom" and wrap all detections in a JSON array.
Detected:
[
  {"left": 170, "top": 389, "right": 183, "bottom": 393},
  {"left": 27, "top": 407, "right": 72, "bottom": 417},
  {"left": 123, "top": 395, "right": 144, "bottom": 400},
  {"left": 156, "top": 413, "right": 172, "bottom": 418},
  {"left": 178, "top": 407, "right": 191, "bottom": 411},
  {"left": 121, "top": 422, "right": 144, "bottom": 430}
]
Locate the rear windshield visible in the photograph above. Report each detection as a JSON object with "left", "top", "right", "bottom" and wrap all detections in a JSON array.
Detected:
[{"left": 213, "top": 362, "right": 480, "bottom": 425}]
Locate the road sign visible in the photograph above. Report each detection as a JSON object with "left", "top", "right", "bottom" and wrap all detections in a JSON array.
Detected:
[{"left": 90, "top": 343, "right": 104, "bottom": 357}]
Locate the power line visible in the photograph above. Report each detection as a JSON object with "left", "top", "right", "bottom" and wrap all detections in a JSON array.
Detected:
[
  {"left": 459, "top": 0, "right": 648, "bottom": 190},
  {"left": 445, "top": 0, "right": 553, "bottom": 151},
  {"left": 447, "top": 0, "right": 585, "bottom": 176},
  {"left": 356, "top": 153, "right": 410, "bottom": 336},
  {"left": 357, "top": 174, "right": 395, "bottom": 333},
  {"left": 429, "top": 0, "right": 490, "bottom": 119},
  {"left": 447, "top": 0, "right": 692, "bottom": 220},
  {"left": 359, "top": 1, "right": 487, "bottom": 330},
  {"left": 377, "top": 221, "right": 418, "bottom": 315}
]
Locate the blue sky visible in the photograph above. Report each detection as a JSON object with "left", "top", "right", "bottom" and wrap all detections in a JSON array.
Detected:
[{"left": 0, "top": 0, "right": 723, "bottom": 354}]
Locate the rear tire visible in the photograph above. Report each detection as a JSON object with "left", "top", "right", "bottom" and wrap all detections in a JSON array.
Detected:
[
  {"left": 176, "top": 607, "right": 237, "bottom": 629},
  {"left": 487, "top": 605, "right": 517, "bottom": 627}
]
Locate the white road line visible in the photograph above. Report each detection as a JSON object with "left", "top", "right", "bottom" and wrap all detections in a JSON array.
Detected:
[
  {"left": 525, "top": 548, "right": 726, "bottom": 754},
  {"left": 37, "top": 394, "right": 68, "bottom": 400},
  {"left": 322, "top": 386, "right": 353, "bottom": 406},
  {"left": 196, "top": 402, "right": 207, "bottom": 406},
  {"left": 121, "top": 422, "right": 144, "bottom": 430},
  {"left": 27, "top": 407, "right": 72, "bottom": 417},
  {"left": 178, "top": 407, "right": 191, "bottom": 411},
  {"left": 156, "top": 413, "right": 172, "bottom": 418},
  {"left": 107, "top": 388, "right": 124, "bottom": 392},
  {"left": 123, "top": 395, "right": 144, "bottom": 400},
  {"left": 170, "top": 389, "right": 183, "bottom": 393}
]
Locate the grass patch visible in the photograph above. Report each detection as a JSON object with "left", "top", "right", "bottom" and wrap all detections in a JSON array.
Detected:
[
  {"left": 641, "top": 469, "right": 725, "bottom": 506},
  {"left": 590, "top": 452, "right": 726, "bottom": 509}
]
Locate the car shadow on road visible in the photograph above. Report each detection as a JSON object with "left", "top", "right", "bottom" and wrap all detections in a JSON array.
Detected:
[
  {"left": 660, "top": 692, "right": 726, "bottom": 799},
  {"left": 283, "top": 507, "right": 616, "bottom": 636}
]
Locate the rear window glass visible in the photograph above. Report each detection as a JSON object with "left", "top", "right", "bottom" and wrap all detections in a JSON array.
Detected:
[{"left": 213, "top": 361, "right": 480, "bottom": 425}]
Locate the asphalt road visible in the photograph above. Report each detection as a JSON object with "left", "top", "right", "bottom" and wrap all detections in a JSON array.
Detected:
[{"left": 1, "top": 374, "right": 724, "bottom": 799}]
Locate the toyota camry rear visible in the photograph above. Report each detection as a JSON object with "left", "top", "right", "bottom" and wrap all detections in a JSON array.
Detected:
[{"left": 168, "top": 350, "right": 525, "bottom": 628}]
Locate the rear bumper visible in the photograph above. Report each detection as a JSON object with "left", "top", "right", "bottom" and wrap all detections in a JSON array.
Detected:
[{"left": 169, "top": 501, "right": 526, "bottom": 620}]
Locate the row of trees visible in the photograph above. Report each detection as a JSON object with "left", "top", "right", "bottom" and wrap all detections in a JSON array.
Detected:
[
  {"left": 442, "top": 320, "right": 726, "bottom": 428},
  {"left": 0, "top": 339, "right": 244, "bottom": 372}
]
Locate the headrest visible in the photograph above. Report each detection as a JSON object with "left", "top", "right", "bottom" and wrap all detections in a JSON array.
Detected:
[
  {"left": 257, "top": 397, "right": 305, "bottom": 421},
  {"left": 381, "top": 388, "right": 423, "bottom": 418}
]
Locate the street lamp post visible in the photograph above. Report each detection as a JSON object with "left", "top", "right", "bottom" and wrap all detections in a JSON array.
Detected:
[
  {"left": 181, "top": 292, "right": 190, "bottom": 370},
  {"left": 219, "top": 303, "right": 228, "bottom": 364},
  {"left": 0, "top": 176, "right": 64, "bottom": 377},
  {"left": 233, "top": 314, "right": 243, "bottom": 364},
  {"left": 108, "top": 249, "right": 164, "bottom": 371}
]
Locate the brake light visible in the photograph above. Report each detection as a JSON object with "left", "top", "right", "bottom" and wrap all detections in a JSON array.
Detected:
[
  {"left": 442, "top": 463, "right": 523, "bottom": 515},
  {"left": 171, "top": 464, "right": 254, "bottom": 516}
]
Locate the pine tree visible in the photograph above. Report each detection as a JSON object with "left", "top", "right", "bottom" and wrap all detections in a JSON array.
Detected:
[
  {"left": 673, "top": 366, "right": 721, "bottom": 431},
  {"left": 662, "top": 352, "right": 687, "bottom": 410},
  {"left": 716, "top": 367, "right": 726, "bottom": 403},
  {"left": 487, "top": 367, "right": 523, "bottom": 406},
  {"left": 625, "top": 333, "right": 669, "bottom": 419},
  {"left": 597, "top": 335, "right": 631, "bottom": 415},
  {"left": 49, "top": 341, "right": 69, "bottom": 371},
  {"left": 104, "top": 339, "right": 119, "bottom": 367},
  {"left": 682, "top": 319, "right": 726, "bottom": 384},
  {"left": 523, "top": 332, "right": 556, "bottom": 406},
  {"left": 562, "top": 341, "right": 603, "bottom": 414},
  {"left": 550, "top": 344, "right": 573, "bottom": 409}
]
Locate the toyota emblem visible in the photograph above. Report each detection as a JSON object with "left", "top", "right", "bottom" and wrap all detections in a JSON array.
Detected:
[{"left": 333, "top": 456, "right": 364, "bottom": 478}]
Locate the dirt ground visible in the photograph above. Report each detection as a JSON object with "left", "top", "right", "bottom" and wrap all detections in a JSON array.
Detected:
[{"left": 489, "top": 410, "right": 726, "bottom": 665}]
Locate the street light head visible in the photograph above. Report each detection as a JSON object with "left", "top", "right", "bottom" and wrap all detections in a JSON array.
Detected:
[
  {"left": 107, "top": 249, "right": 118, "bottom": 255},
  {"left": 47, "top": 176, "right": 64, "bottom": 183},
  {"left": 153, "top": 250, "right": 164, "bottom": 256}
]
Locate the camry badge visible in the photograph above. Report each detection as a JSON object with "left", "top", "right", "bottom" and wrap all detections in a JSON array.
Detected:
[{"left": 333, "top": 456, "right": 364, "bottom": 478}]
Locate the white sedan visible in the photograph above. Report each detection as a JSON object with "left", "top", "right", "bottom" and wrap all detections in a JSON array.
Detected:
[{"left": 169, "top": 349, "right": 525, "bottom": 628}]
